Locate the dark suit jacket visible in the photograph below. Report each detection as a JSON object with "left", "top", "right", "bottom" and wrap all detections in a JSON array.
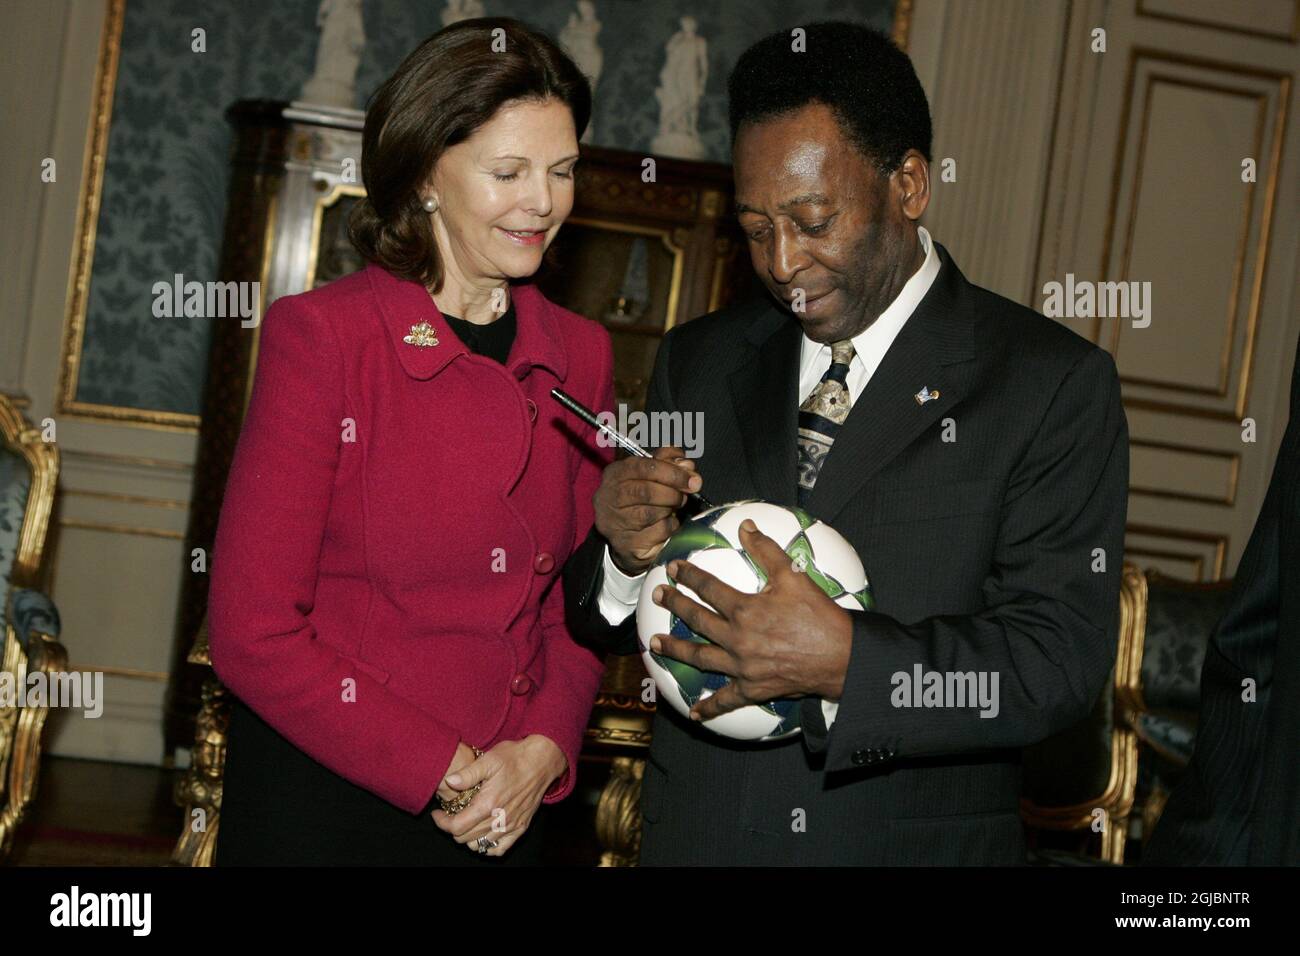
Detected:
[
  {"left": 565, "top": 242, "right": 1130, "bottom": 865},
  {"left": 1144, "top": 337, "right": 1300, "bottom": 866}
]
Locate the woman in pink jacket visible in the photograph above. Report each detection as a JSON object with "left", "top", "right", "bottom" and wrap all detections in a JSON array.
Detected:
[{"left": 209, "top": 18, "right": 612, "bottom": 865}]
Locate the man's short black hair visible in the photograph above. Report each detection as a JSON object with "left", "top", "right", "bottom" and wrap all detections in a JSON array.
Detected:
[{"left": 727, "top": 21, "right": 932, "bottom": 175}]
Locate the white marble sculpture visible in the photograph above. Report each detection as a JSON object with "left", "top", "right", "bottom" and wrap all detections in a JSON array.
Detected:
[
  {"left": 560, "top": 1, "right": 603, "bottom": 143},
  {"left": 442, "top": 0, "right": 486, "bottom": 27},
  {"left": 651, "top": 16, "right": 708, "bottom": 160},
  {"left": 299, "top": 0, "right": 366, "bottom": 110}
]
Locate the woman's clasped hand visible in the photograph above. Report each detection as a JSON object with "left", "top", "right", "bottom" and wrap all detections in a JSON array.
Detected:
[{"left": 430, "top": 735, "right": 567, "bottom": 857}]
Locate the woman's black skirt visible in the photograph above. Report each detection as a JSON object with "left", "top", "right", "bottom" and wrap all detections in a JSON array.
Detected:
[{"left": 215, "top": 696, "right": 547, "bottom": 866}]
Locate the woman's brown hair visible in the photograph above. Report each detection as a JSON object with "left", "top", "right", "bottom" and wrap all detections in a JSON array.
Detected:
[{"left": 348, "top": 17, "right": 591, "bottom": 290}]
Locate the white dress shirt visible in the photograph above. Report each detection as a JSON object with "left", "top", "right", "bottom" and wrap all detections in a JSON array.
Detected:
[{"left": 597, "top": 226, "right": 942, "bottom": 731}]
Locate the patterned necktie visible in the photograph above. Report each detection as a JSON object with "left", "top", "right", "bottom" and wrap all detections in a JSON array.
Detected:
[{"left": 796, "top": 340, "right": 856, "bottom": 507}]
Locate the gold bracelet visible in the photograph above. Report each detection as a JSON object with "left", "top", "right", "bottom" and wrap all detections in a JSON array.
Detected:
[{"left": 437, "top": 745, "right": 485, "bottom": 815}]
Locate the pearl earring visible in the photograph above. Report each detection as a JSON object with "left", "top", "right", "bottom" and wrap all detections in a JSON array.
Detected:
[{"left": 423, "top": 196, "right": 438, "bottom": 213}]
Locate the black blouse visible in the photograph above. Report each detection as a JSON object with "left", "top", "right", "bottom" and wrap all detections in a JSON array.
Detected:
[{"left": 441, "top": 303, "right": 517, "bottom": 364}]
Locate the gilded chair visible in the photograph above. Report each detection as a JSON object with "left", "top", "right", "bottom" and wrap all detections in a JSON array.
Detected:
[
  {"left": 170, "top": 616, "right": 227, "bottom": 866},
  {"left": 1123, "top": 571, "right": 1233, "bottom": 843},
  {"left": 588, "top": 654, "right": 655, "bottom": 866},
  {"left": 0, "top": 395, "right": 65, "bottom": 861},
  {"left": 1020, "top": 561, "right": 1148, "bottom": 864}
]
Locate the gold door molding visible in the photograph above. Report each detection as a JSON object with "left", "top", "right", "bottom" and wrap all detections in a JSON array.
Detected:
[
  {"left": 1099, "top": 48, "right": 1291, "bottom": 421},
  {"left": 55, "top": 0, "right": 199, "bottom": 433},
  {"left": 567, "top": 216, "right": 688, "bottom": 331},
  {"left": 1125, "top": 522, "right": 1230, "bottom": 581},
  {"left": 1128, "top": 438, "right": 1240, "bottom": 506},
  {"left": 304, "top": 182, "right": 366, "bottom": 292},
  {"left": 1136, "top": 0, "right": 1299, "bottom": 44}
]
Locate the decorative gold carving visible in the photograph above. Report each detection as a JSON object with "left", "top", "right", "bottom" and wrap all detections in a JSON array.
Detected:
[
  {"left": 170, "top": 665, "right": 229, "bottom": 867},
  {"left": 589, "top": 657, "right": 655, "bottom": 863},
  {"left": 188, "top": 618, "right": 210, "bottom": 667},
  {"left": 0, "top": 630, "right": 69, "bottom": 861},
  {"left": 0, "top": 395, "right": 66, "bottom": 861},
  {"left": 699, "top": 189, "right": 722, "bottom": 220},
  {"left": 591, "top": 692, "right": 656, "bottom": 714},
  {"left": 1019, "top": 562, "right": 1146, "bottom": 863},
  {"left": 585, "top": 726, "right": 654, "bottom": 747},
  {"left": 595, "top": 756, "right": 644, "bottom": 867},
  {"left": 1115, "top": 563, "right": 1150, "bottom": 718},
  {"left": 892, "top": 0, "right": 915, "bottom": 51}
]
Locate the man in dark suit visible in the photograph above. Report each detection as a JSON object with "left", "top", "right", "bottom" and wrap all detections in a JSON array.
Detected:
[
  {"left": 563, "top": 22, "right": 1129, "bottom": 865},
  {"left": 1143, "top": 336, "right": 1300, "bottom": 866}
]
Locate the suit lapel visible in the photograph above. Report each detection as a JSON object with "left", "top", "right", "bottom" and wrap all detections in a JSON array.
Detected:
[
  {"left": 728, "top": 301, "right": 802, "bottom": 507},
  {"left": 806, "top": 243, "right": 977, "bottom": 524}
]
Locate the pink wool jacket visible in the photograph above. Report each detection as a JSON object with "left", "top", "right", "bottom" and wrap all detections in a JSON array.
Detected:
[{"left": 208, "top": 262, "right": 613, "bottom": 814}]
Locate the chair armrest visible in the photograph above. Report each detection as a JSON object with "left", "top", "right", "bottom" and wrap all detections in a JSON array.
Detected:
[{"left": 0, "top": 595, "right": 68, "bottom": 860}]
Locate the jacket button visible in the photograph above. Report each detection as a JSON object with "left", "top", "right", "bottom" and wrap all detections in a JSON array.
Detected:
[
  {"left": 510, "top": 673, "right": 533, "bottom": 695},
  {"left": 852, "top": 750, "right": 868, "bottom": 766},
  {"left": 533, "top": 551, "right": 554, "bottom": 574},
  {"left": 526, "top": 398, "right": 537, "bottom": 422}
]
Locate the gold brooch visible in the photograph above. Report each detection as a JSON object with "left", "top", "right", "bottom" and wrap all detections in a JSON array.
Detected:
[{"left": 404, "top": 321, "right": 439, "bottom": 348}]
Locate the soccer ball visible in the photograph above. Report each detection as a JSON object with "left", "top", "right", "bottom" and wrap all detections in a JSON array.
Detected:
[{"left": 635, "top": 500, "right": 874, "bottom": 741}]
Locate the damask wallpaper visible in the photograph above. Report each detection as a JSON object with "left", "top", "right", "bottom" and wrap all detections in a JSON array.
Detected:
[{"left": 75, "top": 0, "right": 896, "bottom": 416}]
